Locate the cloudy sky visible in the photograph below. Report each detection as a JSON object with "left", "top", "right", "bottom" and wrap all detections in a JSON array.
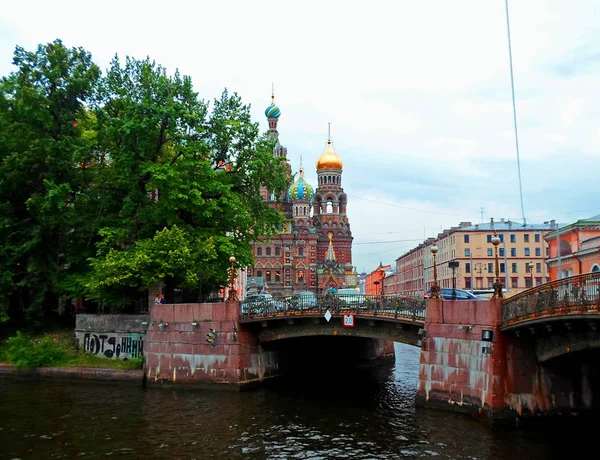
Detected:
[{"left": 2, "top": 0, "right": 599, "bottom": 273}]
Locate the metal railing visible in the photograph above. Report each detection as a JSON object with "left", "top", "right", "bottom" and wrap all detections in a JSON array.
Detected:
[
  {"left": 239, "top": 294, "right": 426, "bottom": 322},
  {"left": 501, "top": 272, "right": 600, "bottom": 326}
]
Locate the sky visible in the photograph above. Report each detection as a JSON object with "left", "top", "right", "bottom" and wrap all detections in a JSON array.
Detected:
[{"left": 2, "top": 0, "right": 600, "bottom": 273}]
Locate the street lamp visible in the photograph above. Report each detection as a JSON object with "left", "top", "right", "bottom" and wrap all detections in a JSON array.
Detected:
[
  {"left": 448, "top": 260, "right": 459, "bottom": 300},
  {"left": 528, "top": 262, "right": 535, "bottom": 289},
  {"left": 227, "top": 256, "right": 238, "bottom": 301},
  {"left": 490, "top": 226, "right": 504, "bottom": 299},
  {"left": 373, "top": 280, "right": 380, "bottom": 296},
  {"left": 430, "top": 244, "right": 440, "bottom": 299},
  {"left": 290, "top": 256, "right": 295, "bottom": 295}
]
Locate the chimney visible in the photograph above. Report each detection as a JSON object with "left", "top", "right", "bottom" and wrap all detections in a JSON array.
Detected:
[
  {"left": 508, "top": 220, "right": 512, "bottom": 229},
  {"left": 500, "top": 218, "right": 505, "bottom": 223},
  {"left": 475, "top": 224, "right": 479, "bottom": 230},
  {"left": 550, "top": 219, "right": 556, "bottom": 229}
]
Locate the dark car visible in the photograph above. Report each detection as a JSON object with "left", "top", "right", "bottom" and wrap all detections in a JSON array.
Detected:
[
  {"left": 424, "top": 288, "right": 485, "bottom": 300},
  {"left": 285, "top": 291, "right": 318, "bottom": 310},
  {"left": 241, "top": 293, "right": 285, "bottom": 313}
]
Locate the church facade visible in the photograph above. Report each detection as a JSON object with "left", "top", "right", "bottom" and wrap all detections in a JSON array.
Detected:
[{"left": 246, "top": 93, "right": 357, "bottom": 297}]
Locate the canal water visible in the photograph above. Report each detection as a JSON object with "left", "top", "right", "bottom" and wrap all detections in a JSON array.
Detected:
[{"left": 0, "top": 343, "right": 596, "bottom": 459}]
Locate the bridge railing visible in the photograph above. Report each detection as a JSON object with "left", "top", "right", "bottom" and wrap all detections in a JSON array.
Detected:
[
  {"left": 501, "top": 272, "right": 600, "bottom": 326},
  {"left": 240, "top": 294, "right": 426, "bottom": 322}
]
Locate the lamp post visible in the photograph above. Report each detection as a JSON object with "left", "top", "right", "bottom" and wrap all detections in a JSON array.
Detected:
[
  {"left": 448, "top": 260, "right": 459, "bottom": 299},
  {"left": 373, "top": 280, "right": 380, "bottom": 297},
  {"left": 491, "top": 228, "right": 504, "bottom": 299},
  {"left": 430, "top": 244, "right": 440, "bottom": 299},
  {"left": 228, "top": 256, "right": 238, "bottom": 301},
  {"left": 528, "top": 262, "right": 535, "bottom": 289}
]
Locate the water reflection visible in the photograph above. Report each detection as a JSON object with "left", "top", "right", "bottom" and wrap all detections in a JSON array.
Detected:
[{"left": 0, "top": 343, "right": 597, "bottom": 459}]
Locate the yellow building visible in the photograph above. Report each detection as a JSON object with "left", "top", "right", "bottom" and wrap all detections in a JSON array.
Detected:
[{"left": 413, "top": 219, "right": 553, "bottom": 297}]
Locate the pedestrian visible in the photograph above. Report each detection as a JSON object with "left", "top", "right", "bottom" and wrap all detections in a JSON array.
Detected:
[
  {"left": 154, "top": 294, "right": 161, "bottom": 304},
  {"left": 160, "top": 294, "right": 167, "bottom": 304}
]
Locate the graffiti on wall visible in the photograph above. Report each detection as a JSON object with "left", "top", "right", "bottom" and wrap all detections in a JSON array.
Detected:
[{"left": 81, "top": 333, "right": 144, "bottom": 359}]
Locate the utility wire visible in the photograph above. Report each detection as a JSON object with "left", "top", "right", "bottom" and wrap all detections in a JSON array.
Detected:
[
  {"left": 348, "top": 195, "right": 460, "bottom": 217},
  {"left": 505, "top": 0, "right": 527, "bottom": 226}
]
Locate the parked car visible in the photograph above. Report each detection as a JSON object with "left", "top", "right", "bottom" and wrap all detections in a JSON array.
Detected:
[
  {"left": 334, "top": 288, "right": 364, "bottom": 306},
  {"left": 424, "top": 288, "right": 485, "bottom": 300},
  {"left": 241, "top": 293, "right": 285, "bottom": 313},
  {"left": 285, "top": 291, "right": 318, "bottom": 310}
]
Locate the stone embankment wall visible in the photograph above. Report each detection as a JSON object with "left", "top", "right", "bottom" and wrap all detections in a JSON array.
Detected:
[
  {"left": 144, "top": 302, "right": 279, "bottom": 387},
  {"left": 417, "top": 298, "right": 599, "bottom": 423},
  {"left": 417, "top": 298, "right": 508, "bottom": 420},
  {"left": 75, "top": 314, "right": 148, "bottom": 360}
]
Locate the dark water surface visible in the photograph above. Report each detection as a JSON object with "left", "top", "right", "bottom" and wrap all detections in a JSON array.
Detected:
[{"left": 0, "top": 343, "right": 596, "bottom": 459}]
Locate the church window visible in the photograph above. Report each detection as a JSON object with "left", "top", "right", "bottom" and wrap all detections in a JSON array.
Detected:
[
  {"left": 266, "top": 247, "right": 271, "bottom": 256},
  {"left": 266, "top": 271, "right": 272, "bottom": 282},
  {"left": 275, "top": 271, "right": 281, "bottom": 282},
  {"left": 297, "top": 270, "right": 305, "bottom": 282},
  {"left": 299, "top": 247, "right": 304, "bottom": 256},
  {"left": 257, "top": 247, "right": 262, "bottom": 256},
  {"left": 326, "top": 199, "right": 333, "bottom": 213},
  {"left": 275, "top": 247, "right": 281, "bottom": 256},
  {"left": 257, "top": 270, "right": 262, "bottom": 278}
]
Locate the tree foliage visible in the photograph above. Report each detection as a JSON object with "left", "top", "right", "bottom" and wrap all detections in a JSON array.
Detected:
[{"left": 0, "top": 41, "right": 288, "bottom": 319}]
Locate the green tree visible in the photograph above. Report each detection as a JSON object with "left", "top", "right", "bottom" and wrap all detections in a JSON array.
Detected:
[
  {"left": 82, "top": 57, "right": 288, "bottom": 306},
  {"left": 0, "top": 40, "right": 100, "bottom": 320}
]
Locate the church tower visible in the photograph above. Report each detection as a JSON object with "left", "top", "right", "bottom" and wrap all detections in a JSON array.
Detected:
[
  {"left": 313, "top": 126, "right": 353, "bottom": 267},
  {"left": 260, "top": 87, "right": 292, "bottom": 215}
]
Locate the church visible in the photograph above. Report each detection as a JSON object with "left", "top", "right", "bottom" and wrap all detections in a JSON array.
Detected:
[{"left": 246, "top": 92, "right": 358, "bottom": 297}]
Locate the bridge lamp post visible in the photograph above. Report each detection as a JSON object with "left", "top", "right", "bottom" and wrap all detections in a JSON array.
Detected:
[
  {"left": 430, "top": 245, "right": 440, "bottom": 299},
  {"left": 528, "top": 262, "right": 535, "bottom": 289},
  {"left": 373, "top": 280, "right": 380, "bottom": 297},
  {"left": 228, "top": 256, "right": 238, "bottom": 301},
  {"left": 448, "top": 260, "right": 459, "bottom": 300},
  {"left": 491, "top": 235, "right": 504, "bottom": 299}
]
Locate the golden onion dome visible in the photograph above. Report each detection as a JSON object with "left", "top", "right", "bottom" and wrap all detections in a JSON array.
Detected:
[{"left": 316, "top": 140, "right": 343, "bottom": 171}]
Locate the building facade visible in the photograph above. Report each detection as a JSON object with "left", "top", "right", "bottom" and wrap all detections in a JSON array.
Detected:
[
  {"left": 247, "top": 94, "right": 357, "bottom": 297},
  {"left": 545, "top": 215, "right": 600, "bottom": 279},
  {"left": 394, "top": 219, "right": 553, "bottom": 297}
]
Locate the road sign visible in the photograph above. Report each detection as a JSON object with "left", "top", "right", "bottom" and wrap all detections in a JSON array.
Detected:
[
  {"left": 343, "top": 314, "right": 355, "bottom": 328},
  {"left": 324, "top": 310, "right": 332, "bottom": 322}
]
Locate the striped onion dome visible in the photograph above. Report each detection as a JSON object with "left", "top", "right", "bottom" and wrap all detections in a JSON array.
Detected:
[
  {"left": 288, "top": 168, "right": 314, "bottom": 201},
  {"left": 265, "top": 101, "right": 281, "bottom": 119}
]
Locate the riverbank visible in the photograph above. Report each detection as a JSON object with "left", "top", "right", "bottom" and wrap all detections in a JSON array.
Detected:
[
  {"left": 0, "top": 327, "right": 143, "bottom": 371},
  {"left": 0, "top": 363, "right": 144, "bottom": 383}
]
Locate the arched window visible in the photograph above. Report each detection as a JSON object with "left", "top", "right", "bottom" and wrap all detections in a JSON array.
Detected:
[
  {"left": 592, "top": 264, "right": 600, "bottom": 273},
  {"left": 326, "top": 199, "right": 333, "bottom": 213},
  {"left": 559, "top": 240, "right": 572, "bottom": 256}
]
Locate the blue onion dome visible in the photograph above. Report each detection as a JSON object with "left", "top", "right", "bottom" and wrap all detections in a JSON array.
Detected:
[
  {"left": 265, "top": 101, "right": 281, "bottom": 119},
  {"left": 288, "top": 168, "right": 314, "bottom": 201}
]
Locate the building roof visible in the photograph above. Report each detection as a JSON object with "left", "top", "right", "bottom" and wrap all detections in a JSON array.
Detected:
[{"left": 457, "top": 221, "right": 553, "bottom": 232}]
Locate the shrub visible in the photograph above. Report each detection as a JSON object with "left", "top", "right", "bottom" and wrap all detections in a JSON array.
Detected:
[{"left": 5, "top": 331, "right": 66, "bottom": 367}]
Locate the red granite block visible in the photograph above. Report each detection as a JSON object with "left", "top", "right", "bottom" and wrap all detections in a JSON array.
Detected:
[
  {"left": 174, "top": 304, "right": 194, "bottom": 323},
  {"left": 153, "top": 306, "right": 173, "bottom": 324},
  {"left": 200, "top": 304, "right": 213, "bottom": 321}
]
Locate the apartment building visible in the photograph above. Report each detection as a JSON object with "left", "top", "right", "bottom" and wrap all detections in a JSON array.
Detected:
[{"left": 395, "top": 219, "right": 553, "bottom": 297}]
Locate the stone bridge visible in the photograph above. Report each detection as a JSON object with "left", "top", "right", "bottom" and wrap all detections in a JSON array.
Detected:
[{"left": 140, "top": 275, "right": 600, "bottom": 424}]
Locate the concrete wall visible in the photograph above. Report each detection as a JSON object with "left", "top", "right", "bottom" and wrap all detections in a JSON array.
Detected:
[
  {"left": 144, "top": 302, "right": 279, "bottom": 387},
  {"left": 75, "top": 314, "right": 148, "bottom": 360}
]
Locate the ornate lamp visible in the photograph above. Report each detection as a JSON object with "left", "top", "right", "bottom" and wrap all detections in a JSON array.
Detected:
[
  {"left": 430, "top": 244, "right": 440, "bottom": 299},
  {"left": 228, "top": 256, "right": 238, "bottom": 301},
  {"left": 491, "top": 233, "right": 504, "bottom": 299},
  {"left": 528, "top": 262, "right": 535, "bottom": 288}
]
